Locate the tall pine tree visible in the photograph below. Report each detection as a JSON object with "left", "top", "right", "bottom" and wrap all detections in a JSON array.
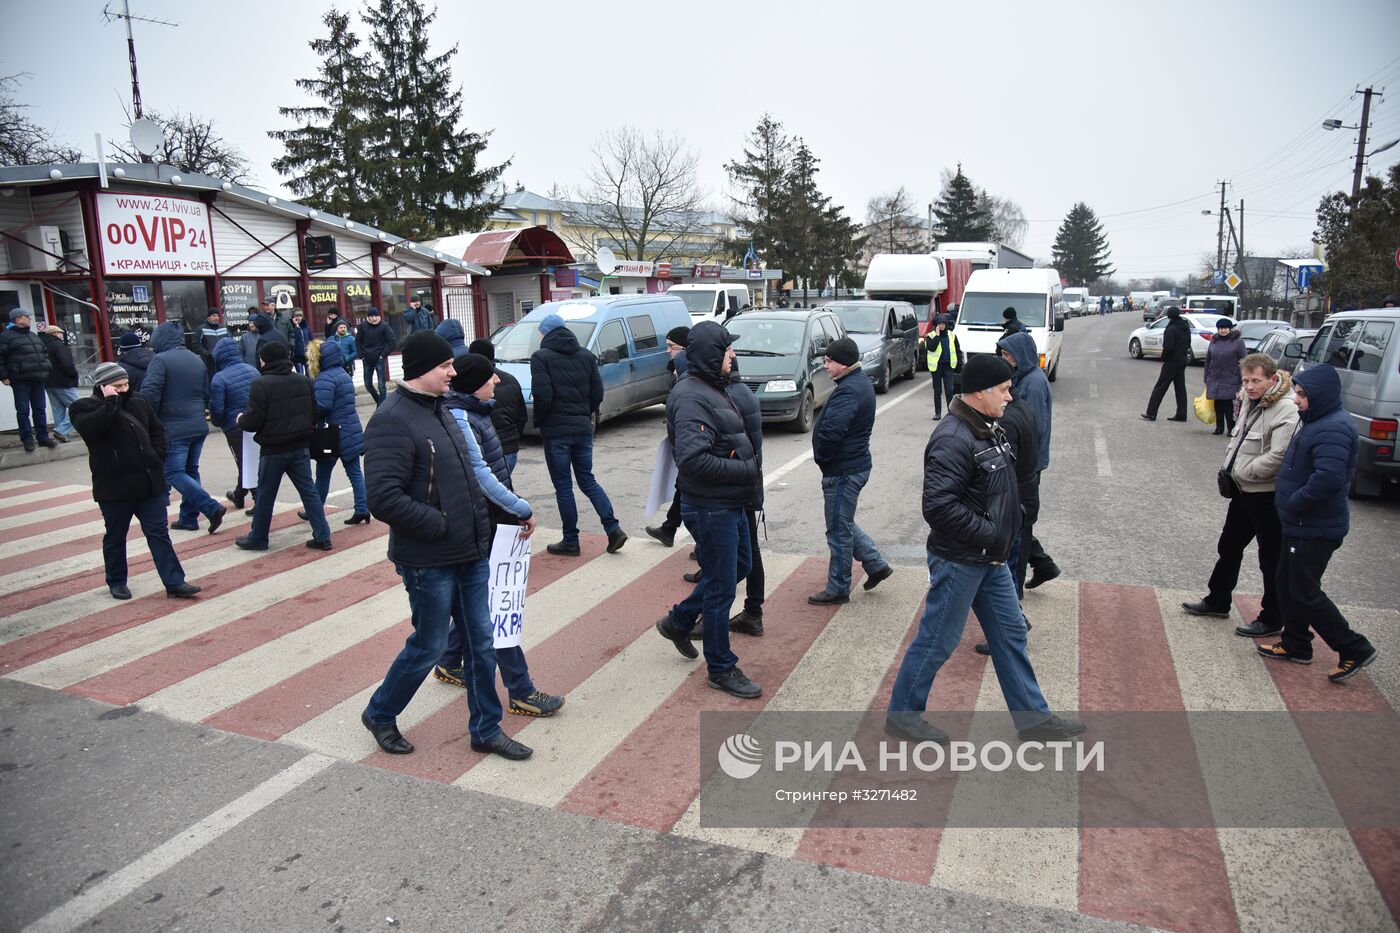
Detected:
[
  {"left": 1052, "top": 202, "right": 1114, "bottom": 285},
  {"left": 724, "top": 115, "right": 792, "bottom": 268},
  {"left": 269, "top": 10, "right": 371, "bottom": 217},
  {"left": 933, "top": 164, "right": 994, "bottom": 242}
]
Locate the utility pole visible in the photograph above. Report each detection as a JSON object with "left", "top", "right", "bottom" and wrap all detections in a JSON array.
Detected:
[
  {"left": 1215, "top": 180, "right": 1228, "bottom": 288},
  {"left": 1351, "top": 86, "right": 1380, "bottom": 200},
  {"left": 102, "top": 1, "right": 178, "bottom": 120}
]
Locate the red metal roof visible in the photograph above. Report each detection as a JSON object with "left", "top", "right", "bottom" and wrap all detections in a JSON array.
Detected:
[{"left": 461, "top": 227, "right": 574, "bottom": 267}]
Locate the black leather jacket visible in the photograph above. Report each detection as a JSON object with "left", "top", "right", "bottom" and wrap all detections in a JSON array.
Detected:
[{"left": 922, "top": 395, "right": 1020, "bottom": 564}]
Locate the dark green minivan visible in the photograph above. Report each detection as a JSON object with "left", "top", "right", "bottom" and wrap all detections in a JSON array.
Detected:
[{"left": 723, "top": 308, "right": 847, "bottom": 432}]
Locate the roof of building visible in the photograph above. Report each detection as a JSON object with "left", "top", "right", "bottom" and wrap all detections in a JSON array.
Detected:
[{"left": 0, "top": 162, "right": 488, "bottom": 276}]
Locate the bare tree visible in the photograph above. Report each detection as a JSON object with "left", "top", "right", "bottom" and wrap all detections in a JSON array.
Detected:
[
  {"left": 863, "top": 187, "right": 925, "bottom": 261},
  {"left": 982, "top": 192, "right": 1028, "bottom": 248},
  {"left": 573, "top": 127, "right": 712, "bottom": 262},
  {"left": 0, "top": 74, "right": 83, "bottom": 165},
  {"left": 109, "top": 109, "right": 252, "bottom": 183}
]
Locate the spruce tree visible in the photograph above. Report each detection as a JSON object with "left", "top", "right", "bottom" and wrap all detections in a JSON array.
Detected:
[
  {"left": 1052, "top": 202, "right": 1115, "bottom": 285},
  {"left": 724, "top": 115, "right": 792, "bottom": 268},
  {"left": 781, "top": 140, "right": 829, "bottom": 300},
  {"left": 360, "top": 0, "right": 507, "bottom": 237},
  {"left": 933, "top": 164, "right": 994, "bottom": 242},
  {"left": 269, "top": 10, "right": 372, "bottom": 217}
]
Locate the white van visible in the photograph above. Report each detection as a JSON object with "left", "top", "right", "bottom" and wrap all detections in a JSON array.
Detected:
[
  {"left": 954, "top": 268, "right": 1065, "bottom": 382},
  {"left": 1062, "top": 287, "right": 1090, "bottom": 316},
  {"left": 665, "top": 283, "right": 753, "bottom": 324}
]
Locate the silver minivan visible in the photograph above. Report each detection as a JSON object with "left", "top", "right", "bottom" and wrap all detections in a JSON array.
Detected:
[{"left": 1289, "top": 307, "right": 1400, "bottom": 497}]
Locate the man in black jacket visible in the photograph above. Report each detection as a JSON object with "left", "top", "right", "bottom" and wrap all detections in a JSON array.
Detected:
[
  {"left": 360, "top": 331, "right": 531, "bottom": 761},
  {"left": 810, "top": 337, "right": 892, "bottom": 605},
  {"left": 357, "top": 307, "right": 398, "bottom": 406},
  {"left": 1142, "top": 306, "right": 1191, "bottom": 421},
  {"left": 888, "top": 354, "right": 1084, "bottom": 743},
  {"left": 234, "top": 342, "right": 332, "bottom": 551},
  {"left": 469, "top": 338, "right": 527, "bottom": 474},
  {"left": 654, "top": 322, "right": 763, "bottom": 699},
  {"left": 530, "top": 313, "right": 625, "bottom": 555},
  {"left": 70, "top": 363, "right": 200, "bottom": 601},
  {"left": 0, "top": 309, "right": 55, "bottom": 451}
]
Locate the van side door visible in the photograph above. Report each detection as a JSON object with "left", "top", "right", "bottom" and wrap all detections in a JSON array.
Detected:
[
  {"left": 897, "top": 304, "right": 919, "bottom": 372},
  {"left": 810, "top": 315, "right": 841, "bottom": 405},
  {"left": 594, "top": 318, "right": 632, "bottom": 418},
  {"left": 625, "top": 311, "right": 669, "bottom": 405}
]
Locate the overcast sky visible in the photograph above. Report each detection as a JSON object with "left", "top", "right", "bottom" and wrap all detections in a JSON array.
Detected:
[{"left": 8, "top": 0, "right": 1400, "bottom": 281}]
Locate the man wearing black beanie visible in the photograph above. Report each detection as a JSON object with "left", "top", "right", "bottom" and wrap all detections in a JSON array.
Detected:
[
  {"left": 888, "top": 352, "right": 1085, "bottom": 744},
  {"left": 469, "top": 337, "right": 527, "bottom": 472}
]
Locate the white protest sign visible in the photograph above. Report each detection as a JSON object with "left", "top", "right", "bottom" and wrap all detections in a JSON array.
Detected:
[
  {"left": 645, "top": 436, "right": 678, "bottom": 517},
  {"left": 240, "top": 431, "right": 260, "bottom": 490},
  {"left": 489, "top": 524, "right": 531, "bottom": 649},
  {"left": 96, "top": 192, "right": 215, "bottom": 276}
]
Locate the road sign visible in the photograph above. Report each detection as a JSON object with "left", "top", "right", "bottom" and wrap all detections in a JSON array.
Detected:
[
  {"left": 1225, "top": 272, "right": 1242, "bottom": 291},
  {"left": 1296, "top": 265, "right": 1320, "bottom": 290},
  {"left": 1212, "top": 269, "right": 1225, "bottom": 285}
]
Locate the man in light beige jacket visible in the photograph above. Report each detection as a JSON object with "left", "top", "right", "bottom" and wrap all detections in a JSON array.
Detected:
[{"left": 1182, "top": 353, "right": 1300, "bottom": 637}]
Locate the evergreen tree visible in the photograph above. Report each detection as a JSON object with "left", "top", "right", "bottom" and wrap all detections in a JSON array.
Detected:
[
  {"left": 933, "top": 164, "right": 994, "bottom": 241},
  {"left": 1314, "top": 164, "right": 1400, "bottom": 307},
  {"left": 780, "top": 140, "right": 830, "bottom": 301},
  {"left": 817, "top": 203, "right": 867, "bottom": 296},
  {"left": 269, "top": 10, "right": 372, "bottom": 217},
  {"left": 724, "top": 115, "right": 792, "bottom": 267},
  {"left": 360, "top": 0, "right": 507, "bottom": 237},
  {"left": 1052, "top": 202, "right": 1114, "bottom": 284}
]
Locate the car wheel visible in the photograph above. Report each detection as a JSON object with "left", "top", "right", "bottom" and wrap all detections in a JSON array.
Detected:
[
  {"left": 876, "top": 362, "right": 891, "bottom": 395},
  {"left": 1047, "top": 359, "right": 1058, "bottom": 382},
  {"left": 792, "top": 389, "right": 815, "bottom": 433},
  {"left": 1129, "top": 338, "right": 1143, "bottom": 359},
  {"left": 1186, "top": 347, "right": 1196, "bottom": 365}
]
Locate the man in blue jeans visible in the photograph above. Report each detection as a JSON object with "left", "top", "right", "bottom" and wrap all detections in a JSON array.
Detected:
[
  {"left": 888, "top": 354, "right": 1084, "bottom": 744},
  {"left": 360, "top": 331, "right": 532, "bottom": 761},
  {"left": 529, "top": 313, "right": 626, "bottom": 555},
  {"left": 809, "top": 336, "right": 892, "bottom": 605},
  {"left": 234, "top": 342, "right": 332, "bottom": 551},
  {"left": 654, "top": 323, "right": 763, "bottom": 698}
]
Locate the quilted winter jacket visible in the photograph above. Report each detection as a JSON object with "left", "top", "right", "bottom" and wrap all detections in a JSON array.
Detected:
[
  {"left": 1275, "top": 365, "right": 1357, "bottom": 539},
  {"left": 996, "top": 331, "right": 1052, "bottom": 471},
  {"left": 239, "top": 360, "right": 316, "bottom": 454},
  {"left": 208, "top": 338, "right": 260, "bottom": 431},
  {"left": 140, "top": 322, "right": 209, "bottom": 441},
  {"left": 812, "top": 365, "right": 875, "bottom": 475},
  {"left": 315, "top": 340, "right": 365, "bottom": 458},
  {"left": 0, "top": 323, "right": 52, "bottom": 382},
  {"left": 530, "top": 326, "right": 603, "bottom": 438},
  {"left": 118, "top": 346, "right": 154, "bottom": 393},
  {"left": 665, "top": 322, "right": 759, "bottom": 508},
  {"left": 922, "top": 396, "right": 1020, "bottom": 564}
]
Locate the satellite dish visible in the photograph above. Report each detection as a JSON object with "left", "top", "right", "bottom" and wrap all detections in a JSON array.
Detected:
[
  {"left": 596, "top": 246, "right": 618, "bottom": 276},
  {"left": 129, "top": 118, "right": 166, "bottom": 157}
]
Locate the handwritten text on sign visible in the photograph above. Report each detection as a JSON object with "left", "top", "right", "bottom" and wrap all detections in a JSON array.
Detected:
[
  {"left": 489, "top": 525, "right": 531, "bottom": 649},
  {"left": 96, "top": 193, "right": 215, "bottom": 276}
]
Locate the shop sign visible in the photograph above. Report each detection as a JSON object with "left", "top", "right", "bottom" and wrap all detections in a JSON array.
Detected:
[
  {"left": 220, "top": 281, "right": 257, "bottom": 327},
  {"left": 691, "top": 264, "right": 722, "bottom": 278},
  {"left": 96, "top": 192, "right": 214, "bottom": 276},
  {"left": 554, "top": 269, "right": 577, "bottom": 288},
  {"left": 309, "top": 281, "right": 341, "bottom": 306},
  {"left": 345, "top": 282, "right": 372, "bottom": 302},
  {"left": 656, "top": 262, "right": 671, "bottom": 278},
  {"left": 549, "top": 289, "right": 574, "bottom": 302},
  {"left": 442, "top": 273, "right": 470, "bottom": 286},
  {"left": 614, "top": 260, "right": 654, "bottom": 277},
  {"left": 305, "top": 235, "right": 337, "bottom": 270},
  {"left": 106, "top": 283, "right": 156, "bottom": 332}
]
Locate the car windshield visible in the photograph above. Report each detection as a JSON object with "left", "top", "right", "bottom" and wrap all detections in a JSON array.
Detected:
[
  {"left": 827, "top": 305, "right": 884, "bottom": 334},
  {"left": 1238, "top": 321, "right": 1279, "bottom": 338},
  {"left": 493, "top": 320, "right": 596, "bottom": 362},
  {"left": 956, "top": 292, "right": 1047, "bottom": 327},
  {"left": 725, "top": 318, "right": 807, "bottom": 355},
  {"left": 672, "top": 291, "right": 718, "bottom": 316}
]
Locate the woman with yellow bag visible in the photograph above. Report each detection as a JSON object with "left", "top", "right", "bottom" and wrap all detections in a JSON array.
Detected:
[{"left": 1202, "top": 318, "right": 1246, "bottom": 435}]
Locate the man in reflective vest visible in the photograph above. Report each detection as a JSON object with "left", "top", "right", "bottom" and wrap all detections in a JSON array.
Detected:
[{"left": 925, "top": 314, "right": 961, "bottom": 420}]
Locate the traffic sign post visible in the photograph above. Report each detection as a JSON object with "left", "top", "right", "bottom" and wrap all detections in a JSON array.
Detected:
[
  {"left": 1212, "top": 269, "right": 1225, "bottom": 285},
  {"left": 1225, "top": 272, "right": 1242, "bottom": 291}
]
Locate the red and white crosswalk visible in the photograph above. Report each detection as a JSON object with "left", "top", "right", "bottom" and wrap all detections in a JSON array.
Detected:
[{"left": 1, "top": 478, "right": 1396, "bottom": 933}]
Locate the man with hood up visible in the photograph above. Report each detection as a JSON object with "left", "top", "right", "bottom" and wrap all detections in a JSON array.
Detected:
[
  {"left": 208, "top": 337, "right": 260, "bottom": 511},
  {"left": 1142, "top": 306, "right": 1191, "bottom": 422},
  {"left": 1257, "top": 364, "right": 1378, "bottom": 682},
  {"left": 434, "top": 317, "right": 467, "bottom": 355},
  {"left": 996, "top": 331, "right": 1061, "bottom": 590},
  {"left": 530, "top": 313, "right": 626, "bottom": 555},
  {"left": 653, "top": 321, "right": 764, "bottom": 698},
  {"left": 140, "top": 321, "right": 225, "bottom": 533},
  {"left": 253, "top": 313, "right": 288, "bottom": 355}
]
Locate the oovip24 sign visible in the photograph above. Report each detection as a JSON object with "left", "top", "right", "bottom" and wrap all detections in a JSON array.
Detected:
[{"left": 96, "top": 193, "right": 215, "bottom": 276}]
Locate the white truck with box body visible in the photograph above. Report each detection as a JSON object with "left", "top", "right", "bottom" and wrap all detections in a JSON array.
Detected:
[{"left": 932, "top": 241, "right": 1034, "bottom": 271}]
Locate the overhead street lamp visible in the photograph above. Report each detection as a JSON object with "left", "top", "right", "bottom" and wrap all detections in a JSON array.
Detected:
[{"left": 1324, "top": 86, "right": 1384, "bottom": 199}]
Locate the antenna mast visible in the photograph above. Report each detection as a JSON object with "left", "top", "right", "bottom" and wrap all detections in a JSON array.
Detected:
[{"left": 102, "top": 0, "right": 178, "bottom": 119}]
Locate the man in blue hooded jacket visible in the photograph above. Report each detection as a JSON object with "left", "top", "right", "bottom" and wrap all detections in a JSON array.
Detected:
[
  {"left": 208, "top": 337, "right": 259, "bottom": 511},
  {"left": 141, "top": 322, "right": 226, "bottom": 533},
  {"left": 1257, "top": 365, "right": 1377, "bottom": 682},
  {"left": 995, "top": 331, "right": 1061, "bottom": 589}
]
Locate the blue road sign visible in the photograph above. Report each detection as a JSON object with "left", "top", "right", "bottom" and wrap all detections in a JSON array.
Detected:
[
  {"left": 1212, "top": 269, "right": 1225, "bottom": 285},
  {"left": 1296, "top": 265, "right": 1320, "bottom": 290}
]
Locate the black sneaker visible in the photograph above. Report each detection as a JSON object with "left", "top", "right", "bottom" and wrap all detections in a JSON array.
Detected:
[
  {"left": 708, "top": 667, "right": 762, "bottom": 699},
  {"left": 207, "top": 506, "right": 226, "bottom": 535},
  {"left": 1235, "top": 620, "right": 1283, "bottom": 638},
  {"left": 645, "top": 525, "right": 676, "bottom": 547},
  {"left": 863, "top": 566, "right": 894, "bottom": 591},
  {"left": 235, "top": 536, "right": 269, "bottom": 551},
  {"left": 728, "top": 610, "right": 764, "bottom": 637},
  {"left": 656, "top": 616, "right": 699, "bottom": 659},
  {"left": 1258, "top": 643, "right": 1312, "bottom": 665},
  {"left": 607, "top": 528, "right": 628, "bottom": 553},
  {"left": 470, "top": 733, "right": 533, "bottom": 760},
  {"left": 808, "top": 590, "right": 850, "bottom": 606},
  {"left": 433, "top": 665, "right": 465, "bottom": 688},
  {"left": 1328, "top": 646, "right": 1378, "bottom": 683},
  {"left": 509, "top": 690, "right": 565, "bottom": 717},
  {"left": 1182, "top": 599, "right": 1230, "bottom": 618},
  {"left": 1025, "top": 563, "right": 1062, "bottom": 589},
  {"left": 547, "top": 540, "right": 581, "bottom": 557},
  {"left": 306, "top": 538, "right": 333, "bottom": 551},
  {"left": 1018, "top": 715, "right": 1088, "bottom": 741},
  {"left": 884, "top": 716, "right": 950, "bottom": 744}
]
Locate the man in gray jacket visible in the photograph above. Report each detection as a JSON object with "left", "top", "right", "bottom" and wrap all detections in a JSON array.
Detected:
[{"left": 1183, "top": 354, "right": 1299, "bottom": 637}]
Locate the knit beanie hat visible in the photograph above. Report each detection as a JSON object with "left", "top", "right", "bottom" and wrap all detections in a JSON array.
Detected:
[
  {"left": 259, "top": 341, "right": 290, "bottom": 364},
  {"left": 666, "top": 325, "right": 690, "bottom": 347},
  {"left": 1216, "top": 317, "right": 1233, "bottom": 329},
  {"left": 92, "top": 362, "right": 129, "bottom": 387},
  {"left": 450, "top": 353, "right": 495, "bottom": 394},
  {"left": 118, "top": 330, "right": 143, "bottom": 349},
  {"left": 1002, "top": 307, "right": 1018, "bottom": 321},
  {"left": 468, "top": 338, "right": 496, "bottom": 361},
  {"left": 538, "top": 313, "right": 565, "bottom": 335},
  {"left": 825, "top": 336, "right": 860, "bottom": 367},
  {"left": 960, "top": 354, "right": 1014, "bottom": 394},
  {"left": 400, "top": 331, "right": 454, "bottom": 380}
]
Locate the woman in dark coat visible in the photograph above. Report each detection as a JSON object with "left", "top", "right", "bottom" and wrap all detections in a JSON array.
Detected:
[
  {"left": 68, "top": 362, "right": 201, "bottom": 601},
  {"left": 311, "top": 339, "right": 370, "bottom": 523},
  {"left": 1203, "top": 317, "right": 1247, "bottom": 434}
]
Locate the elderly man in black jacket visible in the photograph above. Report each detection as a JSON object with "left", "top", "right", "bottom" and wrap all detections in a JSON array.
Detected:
[
  {"left": 530, "top": 313, "right": 625, "bottom": 555},
  {"left": 888, "top": 354, "right": 1084, "bottom": 744},
  {"left": 654, "top": 322, "right": 763, "bottom": 699},
  {"left": 809, "top": 336, "right": 892, "bottom": 605},
  {"left": 234, "top": 342, "right": 332, "bottom": 552},
  {"left": 70, "top": 363, "right": 200, "bottom": 601},
  {"left": 1142, "top": 306, "right": 1192, "bottom": 421},
  {"left": 0, "top": 308, "right": 55, "bottom": 451},
  {"left": 359, "top": 331, "right": 531, "bottom": 761}
]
